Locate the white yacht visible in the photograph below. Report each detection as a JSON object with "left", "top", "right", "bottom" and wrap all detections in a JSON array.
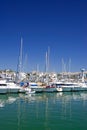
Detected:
[
  {"left": 54, "top": 81, "right": 87, "bottom": 92},
  {"left": 52, "top": 81, "right": 80, "bottom": 92},
  {"left": 0, "top": 79, "right": 8, "bottom": 94},
  {"left": 0, "top": 79, "right": 21, "bottom": 94},
  {"left": 6, "top": 80, "right": 21, "bottom": 93}
]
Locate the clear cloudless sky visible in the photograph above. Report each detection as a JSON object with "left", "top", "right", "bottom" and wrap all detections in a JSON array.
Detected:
[{"left": 0, "top": 0, "right": 87, "bottom": 73}]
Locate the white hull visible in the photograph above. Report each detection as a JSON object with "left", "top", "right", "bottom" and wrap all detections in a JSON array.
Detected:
[
  {"left": 7, "top": 82, "right": 21, "bottom": 93},
  {"left": 26, "top": 90, "right": 35, "bottom": 94},
  {"left": 57, "top": 86, "right": 87, "bottom": 92},
  {"left": 33, "top": 88, "right": 43, "bottom": 93},
  {"left": 0, "top": 87, "right": 7, "bottom": 94},
  {"left": 43, "top": 87, "right": 56, "bottom": 92},
  {"left": 60, "top": 86, "right": 82, "bottom": 92},
  {"left": 62, "top": 86, "right": 73, "bottom": 92},
  {"left": 7, "top": 87, "right": 20, "bottom": 93},
  {"left": 55, "top": 81, "right": 87, "bottom": 92},
  {"left": 56, "top": 87, "right": 62, "bottom": 92},
  {"left": 30, "top": 86, "right": 43, "bottom": 93},
  {"left": 79, "top": 87, "right": 87, "bottom": 91},
  {"left": 19, "top": 87, "right": 34, "bottom": 93}
]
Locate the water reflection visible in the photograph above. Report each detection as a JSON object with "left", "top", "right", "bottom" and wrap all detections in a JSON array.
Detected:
[
  {"left": 18, "top": 91, "right": 87, "bottom": 102},
  {"left": 0, "top": 92, "right": 87, "bottom": 108},
  {"left": 0, "top": 92, "right": 87, "bottom": 130},
  {"left": 0, "top": 94, "right": 18, "bottom": 108},
  {"left": 0, "top": 92, "right": 87, "bottom": 107}
]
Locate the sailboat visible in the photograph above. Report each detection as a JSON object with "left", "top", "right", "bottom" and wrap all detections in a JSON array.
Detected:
[{"left": 6, "top": 38, "right": 23, "bottom": 93}]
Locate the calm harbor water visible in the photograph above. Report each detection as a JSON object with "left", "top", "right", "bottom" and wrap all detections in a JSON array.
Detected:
[{"left": 0, "top": 92, "right": 87, "bottom": 130}]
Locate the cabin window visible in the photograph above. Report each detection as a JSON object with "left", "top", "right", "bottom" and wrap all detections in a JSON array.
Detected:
[{"left": 0, "top": 84, "right": 7, "bottom": 86}]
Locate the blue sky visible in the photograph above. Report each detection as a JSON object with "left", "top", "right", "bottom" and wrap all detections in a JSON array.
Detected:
[{"left": 0, "top": 0, "right": 87, "bottom": 73}]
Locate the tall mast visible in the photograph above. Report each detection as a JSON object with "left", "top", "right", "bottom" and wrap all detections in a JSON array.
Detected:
[
  {"left": 45, "top": 46, "right": 50, "bottom": 73},
  {"left": 19, "top": 37, "right": 23, "bottom": 73},
  {"left": 45, "top": 51, "right": 48, "bottom": 72},
  {"left": 68, "top": 58, "right": 71, "bottom": 78},
  {"left": 36, "top": 64, "right": 39, "bottom": 73},
  {"left": 23, "top": 53, "right": 28, "bottom": 72},
  {"left": 16, "top": 37, "right": 23, "bottom": 82},
  {"left": 47, "top": 46, "right": 50, "bottom": 72},
  {"left": 62, "top": 58, "right": 64, "bottom": 78}
]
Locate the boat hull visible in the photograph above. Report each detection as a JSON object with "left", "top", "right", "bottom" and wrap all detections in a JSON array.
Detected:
[
  {"left": 43, "top": 87, "right": 56, "bottom": 92},
  {"left": 0, "top": 87, "right": 7, "bottom": 94},
  {"left": 7, "top": 87, "right": 20, "bottom": 93}
]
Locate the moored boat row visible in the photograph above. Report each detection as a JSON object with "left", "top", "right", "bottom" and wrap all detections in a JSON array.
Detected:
[{"left": 1, "top": 78, "right": 87, "bottom": 94}]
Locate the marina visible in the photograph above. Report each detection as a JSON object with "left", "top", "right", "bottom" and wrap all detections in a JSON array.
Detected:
[
  {"left": 1, "top": 68, "right": 87, "bottom": 94},
  {"left": 0, "top": 0, "right": 87, "bottom": 129}
]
